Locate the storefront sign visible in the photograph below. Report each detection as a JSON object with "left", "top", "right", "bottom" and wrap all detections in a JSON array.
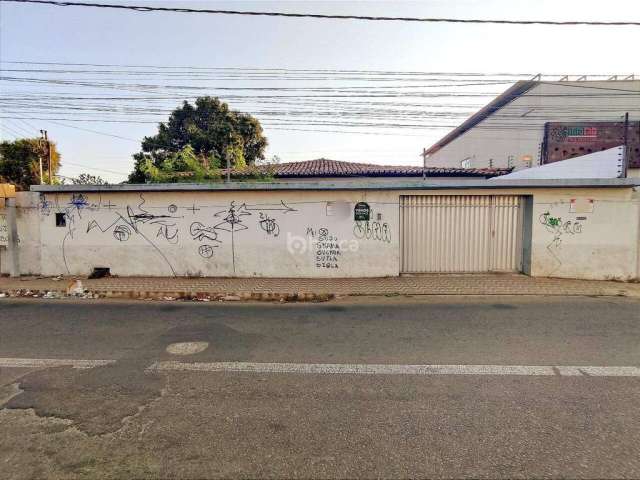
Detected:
[{"left": 544, "top": 121, "right": 640, "bottom": 168}]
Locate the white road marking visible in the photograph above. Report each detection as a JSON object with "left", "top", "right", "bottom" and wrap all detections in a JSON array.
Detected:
[
  {"left": 1, "top": 357, "right": 639, "bottom": 377},
  {"left": 0, "top": 358, "right": 115, "bottom": 369},
  {"left": 149, "top": 361, "right": 640, "bottom": 377}
]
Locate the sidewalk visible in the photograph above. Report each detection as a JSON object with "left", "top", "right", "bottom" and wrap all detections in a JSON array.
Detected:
[{"left": 1, "top": 274, "right": 639, "bottom": 300}]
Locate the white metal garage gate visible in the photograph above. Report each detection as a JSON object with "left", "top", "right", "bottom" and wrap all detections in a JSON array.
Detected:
[{"left": 400, "top": 195, "right": 523, "bottom": 273}]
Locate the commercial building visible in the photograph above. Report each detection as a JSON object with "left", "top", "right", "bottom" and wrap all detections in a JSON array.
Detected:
[{"left": 423, "top": 79, "right": 640, "bottom": 177}]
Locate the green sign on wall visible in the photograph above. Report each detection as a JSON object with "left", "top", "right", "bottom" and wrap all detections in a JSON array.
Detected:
[{"left": 354, "top": 202, "right": 370, "bottom": 221}]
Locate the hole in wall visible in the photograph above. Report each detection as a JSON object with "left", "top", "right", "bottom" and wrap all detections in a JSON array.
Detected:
[{"left": 55, "top": 213, "right": 66, "bottom": 227}]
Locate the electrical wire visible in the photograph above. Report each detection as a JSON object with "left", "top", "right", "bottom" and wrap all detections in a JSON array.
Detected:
[
  {"left": 62, "top": 160, "right": 130, "bottom": 176},
  {"left": 0, "top": 122, "right": 27, "bottom": 138},
  {"left": 0, "top": 61, "right": 626, "bottom": 78},
  {"left": 3, "top": 119, "right": 36, "bottom": 136},
  {"left": 3, "top": 0, "right": 640, "bottom": 26},
  {"left": 46, "top": 120, "right": 140, "bottom": 142}
]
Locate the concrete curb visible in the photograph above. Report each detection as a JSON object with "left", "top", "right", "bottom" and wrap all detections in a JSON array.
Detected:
[
  {"left": 1, "top": 287, "right": 639, "bottom": 301},
  {"left": 0, "top": 288, "right": 336, "bottom": 302}
]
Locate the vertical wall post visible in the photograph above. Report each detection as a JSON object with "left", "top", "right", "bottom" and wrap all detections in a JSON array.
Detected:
[
  {"left": 520, "top": 196, "right": 534, "bottom": 276},
  {"left": 6, "top": 197, "right": 20, "bottom": 277},
  {"left": 622, "top": 112, "right": 630, "bottom": 178}
]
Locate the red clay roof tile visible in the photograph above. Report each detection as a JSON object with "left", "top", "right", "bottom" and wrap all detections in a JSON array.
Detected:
[{"left": 228, "top": 158, "right": 510, "bottom": 178}]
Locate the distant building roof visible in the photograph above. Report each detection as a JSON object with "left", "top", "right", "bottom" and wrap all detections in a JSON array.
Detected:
[
  {"left": 228, "top": 158, "right": 511, "bottom": 178},
  {"left": 423, "top": 78, "right": 640, "bottom": 157},
  {"left": 424, "top": 80, "right": 538, "bottom": 157}
]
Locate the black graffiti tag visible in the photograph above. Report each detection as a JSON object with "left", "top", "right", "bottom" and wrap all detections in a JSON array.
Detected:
[
  {"left": 353, "top": 220, "right": 391, "bottom": 243},
  {"left": 259, "top": 213, "right": 280, "bottom": 236},
  {"left": 113, "top": 224, "right": 131, "bottom": 242},
  {"left": 190, "top": 222, "right": 219, "bottom": 243},
  {"left": 198, "top": 244, "right": 217, "bottom": 258}
]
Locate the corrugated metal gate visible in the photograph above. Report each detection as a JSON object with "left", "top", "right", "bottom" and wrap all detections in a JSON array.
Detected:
[{"left": 400, "top": 195, "right": 523, "bottom": 273}]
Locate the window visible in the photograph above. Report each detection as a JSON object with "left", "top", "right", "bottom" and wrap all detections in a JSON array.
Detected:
[
  {"left": 460, "top": 158, "right": 472, "bottom": 168},
  {"left": 55, "top": 213, "right": 66, "bottom": 227}
]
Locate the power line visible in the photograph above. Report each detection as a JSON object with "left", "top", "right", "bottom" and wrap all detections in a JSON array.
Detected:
[
  {"left": 2, "top": 62, "right": 628, "bottom": 80},
  {"left": 0, "top": 122, "right": 27, "bottom": 138},
  {"left": 47, "top": 120, "right": 139, "bottom": 142},
  {"left": 3, "top": 118, "right": 35, "bottom": 136},
  {"left": 3, "top": 0, "right": 640, "bottom": 26},
  {"left": 62, "top": 160, "right": 130, "bottom": 176},
  {"left": 0, "top": 62, "right": 629, "bottom": 78},
  {"left": 14, "top": 117, "right": 40, "bottom": 133}
]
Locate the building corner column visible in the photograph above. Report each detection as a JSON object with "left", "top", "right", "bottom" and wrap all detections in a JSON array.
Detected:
[{"left": 6, "top": 197, "right": 20, "bottom": 277}]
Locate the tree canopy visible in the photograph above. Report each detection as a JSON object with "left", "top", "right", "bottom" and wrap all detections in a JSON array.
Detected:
[
  {"left": 139, "top": 145, "right": 221, "bottom": 183},
  {"left": 68, "top": 173, "right": 108, "bottom": 185},
  {"left": 128, "top": 97, "right": 268, "bottom": 183},
  {"left": 0, "top": 138, "right": 61, "bottom": 190}
]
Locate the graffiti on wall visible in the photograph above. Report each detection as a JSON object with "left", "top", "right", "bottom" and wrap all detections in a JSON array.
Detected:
[
  {"left": 0, "top": 214, "right": 8, "bottom": 246},
  {"left": 44, "top": 194, "right": 394, "bottom": 276},
  {"left": 353, "top": 220, "right": 391, "bottom": 243},
  {"left": 314, "top": 227, "right": 341, "bottom": 269},
  {"left": 539, "top": 209, "right": 585, "bottom": 270}
]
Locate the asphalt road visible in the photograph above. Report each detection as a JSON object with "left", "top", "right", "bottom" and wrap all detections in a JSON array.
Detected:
[{"left": 1, "top": 296, "right": 639, "bottom": 479}]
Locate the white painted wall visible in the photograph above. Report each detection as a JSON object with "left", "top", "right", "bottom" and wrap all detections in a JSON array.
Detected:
[
  {"left": 38, "top": 190, "right": 399, "bottom": 278},
  {"left": 528, "top": 189, "right": 640, "bottom": 281},
  {"left": 426, "top": 81, "right": 640, "bottom": 174},
  {"left": 10, "top": 185, "right": 640, "bottom": 282},
  {"left": 0, "top": 192, "right": 41, "bottom": 276}
]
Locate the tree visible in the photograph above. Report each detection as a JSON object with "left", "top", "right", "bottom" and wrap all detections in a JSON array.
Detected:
[
  {"left": 0, "top": 138, "right": 61, "bottom": 190},
  {"left": 140, "top": 145, "right": 221, "bottom": 183},
  {"left": 69, "top": 173, "right": 108, "bottom": 185},
  {"left": 256, "top": 154, "right": 281, "bottom": 166},
  {"left": 128, "top": 97, "right": 267, "bottom": 183}
]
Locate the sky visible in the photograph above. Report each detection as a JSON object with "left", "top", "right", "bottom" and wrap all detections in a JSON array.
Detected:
[{"left": 1, "top": 0, "right": 639, "bottom": 182}]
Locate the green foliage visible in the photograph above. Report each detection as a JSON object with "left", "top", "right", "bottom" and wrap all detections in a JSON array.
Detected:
[
  {"left": 128, "top": 96, "right": 267, "bottom": 183},
  {"left": 0, "top": 138, "right": 61, "bottom": 190},
  {"left": 141, "top": 145, "right": 221, "bottom": 183},
  {"left": 231, "top": 163, "right": 277, "bottom": 182},
  {"left": 69, "top": 173, "right": 108, "bottom": 185},
  {"left": 257, "top": 154, "right": 281, "bottom": 166}
]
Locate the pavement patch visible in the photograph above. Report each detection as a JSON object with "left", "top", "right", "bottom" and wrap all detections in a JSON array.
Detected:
[
  {"left": 1, "top": 358, "right": 166, "bottom": 435},
  {"left": 166, "top": 342, "right": 209, "bottom": 355}
]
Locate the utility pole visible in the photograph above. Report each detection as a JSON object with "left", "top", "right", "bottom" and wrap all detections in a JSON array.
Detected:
[
  {"left": 38, "top": 130, "right": 45, "bottom": 185},
  {"left": 622, "top": 112, "right": 629, "bottom": 178},
  {"left": 6, "top": 196, "right": 20, "bottom": 277},
  {"left": 44, "top": 130, "right": 52, "bottom": 184},
  {"left": 38, "top": 130, "right": 52, "bottom": 184},
  {"left": 420, "top": 148, "right": 428, "bottom": 180}
]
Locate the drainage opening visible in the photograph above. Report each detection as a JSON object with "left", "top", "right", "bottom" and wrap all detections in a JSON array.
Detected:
[{"left": 89, "top": 267, "right": 111, "bottom": 279}]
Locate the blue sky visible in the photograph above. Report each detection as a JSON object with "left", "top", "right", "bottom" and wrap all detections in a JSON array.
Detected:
[{"left": 1, "top": 0, "right": 639, "bottom": 182}]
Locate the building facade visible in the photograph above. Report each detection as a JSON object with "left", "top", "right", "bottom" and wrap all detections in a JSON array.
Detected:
[
  {"left": 1, "top": 180, "right": 639, "bottom": 282},
  {"left": 423, "top": 79, "right": 640, "bottom": 177}
]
